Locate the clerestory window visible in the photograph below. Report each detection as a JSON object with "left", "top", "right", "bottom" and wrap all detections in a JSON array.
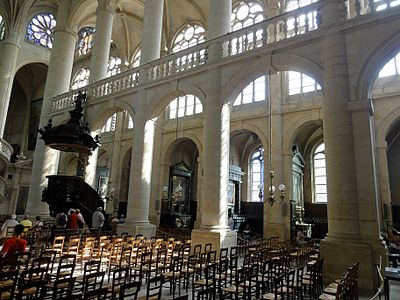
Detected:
[
  {"left": 234, "top": 75, "right": 267, "bottom": 106},
  {"left": 313, "top": 143, "right": 327, "bottom": 203},
  {"left": 250, "top": 147, "right": 264, "bottom": 202},
  {"left": 25, "top": 13, "right": 56, "bottom": 49},
  {"left": 167, "top": 95, "right": 203, "bottom": 119},
  {"left": 76, "top": 27, "right": 95, "bottom": 56},
  {"left": 288, "top": 71, "right": 321, "bottom": 96}
]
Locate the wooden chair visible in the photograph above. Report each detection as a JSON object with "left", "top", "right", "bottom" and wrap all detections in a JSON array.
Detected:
[
  {"left": 83, "top": 287, "right": 108, "bottom": 300},
  {"left": 137, "top": 274, "right": 164, "bottom": 300},
  {"left": 15, "top": 279, "right": 47, "bottom": 300},
  {"left": 83, "top": 271, "right": 105, "bottom": 294},
  {"left": 48, "top": 277, "right": 76, "bottom": 299},
  {"left": 52, "top": 235, "right": 65, "bottom": 255},
  {"left": 261, "top": 272, "right": 285, "bottom": 300},
  {"left": 76, "top": 260, "right": 101, "bottom": 291},
  {"left": 107, "top": 267, "right": 129, "bottom": 299},
  {"left": 118, "top": 281, "right": 141, "bottom": 300},
  {"left": 0, "top": 269, "right": 18, "bottom": 300}
]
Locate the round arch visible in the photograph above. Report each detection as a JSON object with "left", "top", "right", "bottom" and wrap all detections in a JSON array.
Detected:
[
  {"left": 230, "top": 122, "right": 268, "bottom": 152},
  {"left": 160, "top": 134, "right": 203, "bottom": 165},
  {"left": 356, "top": 31, "right": 400, "bottom": 100},
  {"left": 221, "top": 53, "right": 323, "bottom": 106},
  {"left": 147, "top": 80, "right": 206, "bottom": 120},
  {"left": 376, "top": 106, "right": 400, "bottom": 146},
  {"left": 87, "top": 102, "right": 134, "bottom": 132}
]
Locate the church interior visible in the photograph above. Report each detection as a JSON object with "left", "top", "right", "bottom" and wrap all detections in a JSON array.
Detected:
[{"left": 0, "top": 0, "right": 400, "bottom": 298}]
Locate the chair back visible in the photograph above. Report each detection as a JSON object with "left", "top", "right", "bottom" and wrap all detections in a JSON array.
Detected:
[
  {"left": 146, "top": 275, "right": 164, "bottom": 299},
  {"left": 119, "top": 281, "right": 141, "bottom": 300}
]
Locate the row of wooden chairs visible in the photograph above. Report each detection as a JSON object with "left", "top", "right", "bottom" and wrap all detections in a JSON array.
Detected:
[{"left": 319, "top": 262, "right": 359, "bottom": 300}]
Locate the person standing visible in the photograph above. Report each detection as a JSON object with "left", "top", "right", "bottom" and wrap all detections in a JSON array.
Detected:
[
  {"left": 0, "top": 214, "right": 19, "bottom": 240},
  {"left": 76, "top": 209, "right": 85, "bottom": 229},
  {"left": 1, "top": 224, "right": 27, "bottom": 258},
  {"left": 92, "top": 207, "right": 105, "bottom": 231},
  {"left": 55, "top": 211, "right": 67, "bottom": 230},
  {"left": 66, "top": 209, "right": 78, "bottom": 232}
]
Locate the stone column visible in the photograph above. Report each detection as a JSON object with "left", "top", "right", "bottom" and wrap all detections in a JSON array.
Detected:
[
  {"left": 117, "top": 0, "right": 164, "bottom": 237},
  {"left": 376, "top": 142, "right": 392, "bottom": 223},
  {"left": 191, "top": 0, "right": 236, "bottom": 252},
  {"left": 89, "top": 0, "right": 115, "bottom": 82},
  {"left": 26, "top": 1, "right": 77, "bottom": 215},
  {"left": 118, "top": 100, "right": 156, "bottom": 237},
  {"left": 108, "top": 112, "right": 124, "bottom": 213},
  {"left": 318, "top": 1, "right": 382, "bottom": 292},
  {"left": 140, "top": 0, "right": 164, "bottom": 65},
  {"left": 0, "top": 32, "right": 20, "bottom": 137}
]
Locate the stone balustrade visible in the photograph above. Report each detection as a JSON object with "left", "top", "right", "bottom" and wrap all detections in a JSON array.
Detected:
[
  {"left": 0, "top": 137, "right": 12, "bottom": 163},
  {"left": 341, "top": 0, "right": 399, "bottom": 19},
  {"left": 49, "top": 0, "right": 399, "bottom": 114}
]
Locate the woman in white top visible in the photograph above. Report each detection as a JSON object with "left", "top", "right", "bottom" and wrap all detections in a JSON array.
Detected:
[{"left": 0, "top": 214, "right": 19, "bottom": 239}]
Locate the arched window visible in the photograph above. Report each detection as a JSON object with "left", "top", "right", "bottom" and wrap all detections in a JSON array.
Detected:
[
  {"left": 288, "top": 71, "right": 321, "bottom": 96},
  {"left": 374, "top": 0, "right": 400, "bottom": 11},
  {"left": 167, "top": 95, "right": 203, "bottom": 119},
  {"left": 107, "top": 57, "right": 121, "bottom": 76},
  {"left": 127, "top": 114, "right": 134, "bottom": 129},
  {"left": 250, "top": 147, "right": 264, "bottom": 202},
  {"left": 76, "top": 27, "right": 95, "bottom": 56},
  {"left": 25, "top": 13, "right": 56, "bottom": 49},
  {"left": 379, "top": 52, "right": 400, "bottom": 77},
  {"left": 71, "top": 68, "right": 90, "bottom": 90},
  {"left": 132, "top": 48, "right": 141, "bottom": 68},
  {"left": 287, "top": 0, "right": 318, "bottom": 11},
  {"left": 172, "top": 23, "right": 205, "bottom": 53},
  {"left": 0, "top": 15, "right": 5, "bottom": 40},
  {"left": 313, "top": 143, "right": 327, "bottom": 203},
  {"left": 101, "top": 113, "right": 116, "bottom": 133},
  {"left": 231, "top": 1, "right": 265, "bottom": 32},
  {"left": 234, "top": 75, "right": 267, "bottom": 106}
]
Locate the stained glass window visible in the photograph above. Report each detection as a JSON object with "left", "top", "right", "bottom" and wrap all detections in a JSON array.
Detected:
[
  {"left": 0, "top": 15, "right": 5, "bottom": 40},
  {"left": 167, "top": 95, "right": 203, "bottom": 119},
  {"left": 71, "top": 68, "right": 90, "bottom": 90},
  {"left": 234, "top": 75, "right": 267, "bottom": 106},
  {"left": 107, "top": 57, "right": 122, "bottom": 76},
  {"left": 313, "top": 143, "right": 327, "bottom": 203},
  {"left": 76, "top": 27, "right": 95, "bottom": 56},
  {"left": 231, "top": 1, "right": 265, "bottom": 31},
  {"left": 132, "top": 48, "right": 141, "bottom": 68},
  {"left": 25, "top": 13, "right": 56, "bottom": 49},
  {"left": 251, "top": 147, "right": 264, "bottom": 202},
  {"left": 172, "top": 23, "right": 205, "bottom": 53},
  {"left": 288, "top": 71, "right": 321, "bottom": 96},
  {"left": 379, "top": 52, "right": 400, "bottom": 77}
]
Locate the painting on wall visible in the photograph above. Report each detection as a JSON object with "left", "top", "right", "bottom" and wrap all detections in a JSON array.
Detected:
[
  {"left": 27, "top": 99, "right": 43, "bottom": 151},
  {"left": 228, "top": 181, "right": 235, "bottom": 204}
]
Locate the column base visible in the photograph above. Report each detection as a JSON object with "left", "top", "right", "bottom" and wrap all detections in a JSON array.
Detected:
[
  {"left": 117, "top": 222, "right": 156, "bottom": 239},
  {"left": 191, "top": 227, "right": 237, "bottom": 254},
  {"left": 264, "top": 223, "right": 289, "bottom": 241},
  {"left": 320, "top": 238, "right": 385, "bottom": 294}
]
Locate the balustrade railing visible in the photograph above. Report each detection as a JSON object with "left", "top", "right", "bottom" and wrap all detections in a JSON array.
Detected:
[
  {"left": 48, "top": 0, "right": 399, "bottom": 114},
  {"left": 341, "top": 0, "right": 400, "bottom": 19},
  {"left": 0, "top": 137, "right": 12, "bottom": 163}
]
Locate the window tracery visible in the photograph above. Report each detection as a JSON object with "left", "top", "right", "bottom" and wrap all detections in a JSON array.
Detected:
[
  {"left": 288, "top": 71, "right": 321, "bottom": 96},
  {"left": 25, "top": 13, "right": 56, "bottom": 49},
  {"left": 233, "top": 75, "right": 267, "bottom": 106},
  {"left": 0, "top": 15, "right": 5, "bottom": 40},
  {"left": 101, "top": 113, "right": 116, "bottom": 133},
  {"left": 250, "top": 147, "right": 264, "bottom": 202},
  {"left": 76, "top": 27, "right": 95, "bottom": 56},
  {"left": 71, "top": 68, "right": 90, "bottom": 90},
  {"left": 167, "top": 95, "right": 203, "bottom": 119},
  {"left": 378, "top": 52, "right": 400, "bottom": 77},
  {"left": 231, "top": 1, "right": 265, "bottom": 31},
  {"left": 107, "top": 57, "right": 122, "bottom": 76},
  {"left": 132, "top": 48, "right": 141, "bottom": 68},
  {"left": 172, "top": 23, "right": 205, "bottom": 53},
  {"left": 313, "top": 143, "right": 327, "bottom": 203}
]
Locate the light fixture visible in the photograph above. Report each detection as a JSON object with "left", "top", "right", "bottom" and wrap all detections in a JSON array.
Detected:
[{"left": 266, "top": 70, "right": 285, "bottom": 206}]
